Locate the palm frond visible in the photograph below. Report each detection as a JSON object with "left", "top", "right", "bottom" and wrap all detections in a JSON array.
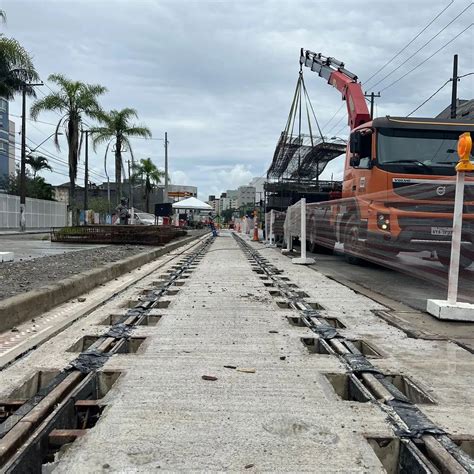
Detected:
[
  {"left": 0, "top": 37, "right": 39, "bottom": 98},
  {"left": 124, "top": 125, "right": 152, "bottom": 139},
  {"left": 30, "top": 94, "right": 67, "bottom": 119},
  {"left": 90, "top": 128, "right": 114, "bottom": 151},
  {"left": 53, "top": 115, "right": 66, "bottom": 151}
]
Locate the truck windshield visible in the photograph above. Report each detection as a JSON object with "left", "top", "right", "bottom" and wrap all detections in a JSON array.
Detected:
[{"left": 377, "top": 128, "right": 462, "bottom": 167}]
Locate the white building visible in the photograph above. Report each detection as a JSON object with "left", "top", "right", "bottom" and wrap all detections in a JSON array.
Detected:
[
  {"left": 237, "top": 186, "right": 256, "bottom": 207},
  {"left": 8, "top": 120, "right": 15, "bottom": 176},
  {"left": 226, "top": 189, "right": 239, "bottom": 200},
  {"left": 218, "top": 196, "right": 237, "bottom": 213}
]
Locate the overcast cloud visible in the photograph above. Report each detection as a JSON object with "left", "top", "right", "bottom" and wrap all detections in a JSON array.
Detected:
[{"left": 3, "top": 0, "right": 473, "bottom": 200}]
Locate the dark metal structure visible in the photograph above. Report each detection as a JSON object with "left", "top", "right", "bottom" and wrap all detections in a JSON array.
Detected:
[
  {"left": 51, "top": 225, "right": 186, "bottom": 246},
  {"left": 266, "top": 68, "right": 346, "bottom": 185},
  {"left": 267, "top": 132, "right": 346, "bottom": 180}
]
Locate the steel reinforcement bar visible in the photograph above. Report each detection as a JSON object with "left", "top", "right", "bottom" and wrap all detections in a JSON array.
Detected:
[{"left": 233, "top": 233, "right": 474, "bottom": 474}]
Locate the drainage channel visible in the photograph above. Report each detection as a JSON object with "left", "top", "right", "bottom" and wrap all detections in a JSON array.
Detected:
[
  {"left": 0, "top": 236, "right": 214, "bottom": 473},
  {"left": 233, "top": 233, "right": 474, "bottom": 474}
]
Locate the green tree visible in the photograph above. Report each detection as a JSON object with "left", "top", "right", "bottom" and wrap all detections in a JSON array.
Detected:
[
  {"left": 221, "top": 207, "right": 236, "bottom": 223},
  {"left": 26, "top": 154, "right": 52, "bottom": 178},
  {"left": 0, "top": 11, "right": 39, "bottom": 99},
  {"left": 0, "top": 166, "right": 54, "bottom": 200},
  {"left": 88, "top": 197, "right": 110, "bottom": 214},
  {"left": 30, "top": 74, "right": 107, "bottom": 223},
  {"left": 131, "top": 158, "right": 165, "bottom": 213},
  {"left": 91, "top": 108, "right": 151, "bottom": 204}
]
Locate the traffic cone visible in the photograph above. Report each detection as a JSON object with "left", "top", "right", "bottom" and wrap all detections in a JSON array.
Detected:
[
  {"left": 252, "top": 212, "right": 259, "bottom": 241},
  {"left": 252, "top": 226, "right": 259, "bottom": 241}
]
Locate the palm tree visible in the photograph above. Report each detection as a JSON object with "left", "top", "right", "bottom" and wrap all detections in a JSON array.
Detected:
[
  {"left": 30, "top": 74, "right": 107, "bottom": 223},
  {"left": 0, "top": 11, "right": 39, "bottom": 99},
  {"left": 132, "top": 158, "right": 165, "bottom": 213},
  {"left": 26, "top": 154, "right": 52, "bottom": 178},
  {"left": 90, "top": 108, "right": 151, "bottom": 204}
]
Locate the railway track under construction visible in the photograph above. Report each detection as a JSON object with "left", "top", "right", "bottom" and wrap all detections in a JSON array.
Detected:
[
  {"left": 0, "top": 231, "right": 473, "bottom": 472},
  {"left": 0, "top": 236, "right": 213, "bottom": 472}
]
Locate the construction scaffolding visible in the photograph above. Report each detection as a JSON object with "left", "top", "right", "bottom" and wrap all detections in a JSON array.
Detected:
[{"left": 266, "top": 71, "right": 346, "bottom": 181}]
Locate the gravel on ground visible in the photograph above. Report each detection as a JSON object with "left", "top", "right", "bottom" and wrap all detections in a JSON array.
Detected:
[{"left": 0, "top": 245, "right": 156, "bottom": 301}]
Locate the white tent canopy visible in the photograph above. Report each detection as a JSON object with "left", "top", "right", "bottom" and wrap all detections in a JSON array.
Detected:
[{"left": 172, "top": 197, "right": 212, "bottom": 210}]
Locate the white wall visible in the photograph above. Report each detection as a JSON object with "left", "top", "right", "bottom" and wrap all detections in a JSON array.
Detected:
[{"left": 0, "top": 193, "right": 67, "bottom": 229}]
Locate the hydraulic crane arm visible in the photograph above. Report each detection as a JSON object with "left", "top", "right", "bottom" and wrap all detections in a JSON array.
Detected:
[{"left": 300, "top": 49, "right": 371, "bottom": 130}]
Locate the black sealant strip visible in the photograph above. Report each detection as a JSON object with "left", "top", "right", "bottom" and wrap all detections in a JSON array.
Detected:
[
  {"left": 232, "top": 233, "right": 474, "bottom": 471},
  {"left": 0, "top": 236, "right": 214, "bottom": 444}
]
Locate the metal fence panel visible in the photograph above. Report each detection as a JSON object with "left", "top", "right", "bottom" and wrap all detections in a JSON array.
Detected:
[{"left": 0, "top": 193, "right": 67, "bottom": 230}]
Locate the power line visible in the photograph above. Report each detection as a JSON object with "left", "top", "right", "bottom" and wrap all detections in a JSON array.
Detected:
[
  {"left": 369, "top": 2, "right": 473, "bottom": 90},
  {"left": 364, "top": 0, "right": 455, "bottom": 86},
  {"left": 379, "top": 23, "right": 473, "bottom": 92},
  {"left": 25, "top": 137, "right": 108, "bottom": 182},
  {"left": 326, "top": 114, "right": 346, "bottom": 136},
  {"left": 10, "top": 113, "right": 58, "bottom": 127},
  {"left": 406, "top": 70, "right": 474, "bottom": 117},
  {"left": 406, "top": 79, "right": 451, "bottom": 116},
  {"left": 321, "top": 103, "right": 344, "bottom": 133},
  {"left": 11, "top": 147, "right": 73, "bottom": 180},
  {"left": 24, "top": 120, "right": 108, "bottom": 180}
]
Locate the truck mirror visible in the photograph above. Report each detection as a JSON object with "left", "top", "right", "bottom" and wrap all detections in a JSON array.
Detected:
[
  {"left": 350, "top": 156, "right": 361, "bottom": 167},
  {"left": 349, "top": 132, "right": 361, "bottom": 153}
]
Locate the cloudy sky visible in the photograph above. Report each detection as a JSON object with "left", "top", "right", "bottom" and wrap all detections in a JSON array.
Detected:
[{"left": 3, "top": 0, "right": 473, "bottom": 200}]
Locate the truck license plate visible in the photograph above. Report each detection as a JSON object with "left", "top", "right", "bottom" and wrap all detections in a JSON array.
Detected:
[{"left": 431, "top": 227, "right": 452, "bottom": 236}]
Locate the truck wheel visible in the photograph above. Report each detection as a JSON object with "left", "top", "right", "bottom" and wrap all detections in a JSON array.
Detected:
[
  {"left": 436, "top": 249, "right": 473, "bottom": 270},
  {"left": 309, "top": 240, "right": 334, "bottom": 254},
  {"left": 344, "top": 218, "right": 365, "bottom": 265}
]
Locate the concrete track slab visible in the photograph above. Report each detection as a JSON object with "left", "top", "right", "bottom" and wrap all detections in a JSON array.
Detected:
[
  {"left": 52, "top": 233, "right": 390, "bottom": 472},
  {"left": 1, "top": 231, "right": 473, "bottom": 472}
]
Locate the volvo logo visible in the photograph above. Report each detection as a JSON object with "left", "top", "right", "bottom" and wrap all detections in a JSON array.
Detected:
[{"left": 436, "top": 186, "right": 446, "bottom": 196}]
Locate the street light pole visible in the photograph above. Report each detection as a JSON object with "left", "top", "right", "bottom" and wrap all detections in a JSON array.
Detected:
[
  {"left": 83, "top": 130, "right": 90, "bottom": 212},
  {"left": 19, "top": 84, "right": 27, "bottom": 231},
  {"left": 19, "top": 81, "right": 43, "bottom": 231},
  {"left": 164, "top": 131, "right": 169, "bottom": 202}
]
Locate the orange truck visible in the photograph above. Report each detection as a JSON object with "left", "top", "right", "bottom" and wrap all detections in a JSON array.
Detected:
[{"left": 300, "top": 50, "right": 474, "bottom": 268}]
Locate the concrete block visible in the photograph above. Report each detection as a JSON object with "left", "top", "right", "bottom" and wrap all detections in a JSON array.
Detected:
[
  {"left": 292, "top": 257, "right": 316, "bottom": 265},
  {"left": 0, "top": 252, "right": 14, "bottom": 262},
  {"left": 427, "top": 299, "right": 474, "bottom": 322}
]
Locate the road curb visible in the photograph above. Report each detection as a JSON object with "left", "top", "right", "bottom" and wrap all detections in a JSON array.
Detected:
[{"left": 0, "top": 234, "right": 202, "bottom": 333}]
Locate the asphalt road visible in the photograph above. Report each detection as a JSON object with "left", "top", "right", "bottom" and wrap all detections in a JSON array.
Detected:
[
  {"left": 304, "top": 248, "right": 474, "bottom": 312},
  {"left": 0, "top": 238, "right": 105, "bottom": 262}
]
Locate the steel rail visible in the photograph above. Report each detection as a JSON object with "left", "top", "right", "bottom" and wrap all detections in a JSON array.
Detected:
[
  {"left": 0, "top": 236, "right": 214, "bottom": 472},
  {"left": 233, "top": 233, "right": 473, "bottom": 473}
]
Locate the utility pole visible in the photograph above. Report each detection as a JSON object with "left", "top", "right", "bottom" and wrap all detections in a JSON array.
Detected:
[
  {"left": 450, "top": 54, "right": 459, "bottom": 119},
  {"left": 127, "top": 160, "right": 132, "bottom": 208},
  {"left": 19, "top": 81, "right": 43, "bottom": 231},
  {"left": 107, "top": 177, "right": 111, "bottom": 217},
  {"left": 364, "top": 91, "right": 381, "bottom": 119},
  {"left": 164, "top": 131, "right": 169, "bottom": 202},
  {"left": 83, "top": 130, "right": 90, "bottom": 212}
]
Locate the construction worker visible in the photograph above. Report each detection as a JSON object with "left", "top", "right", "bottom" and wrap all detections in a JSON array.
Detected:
[
  {"left": 208, "top": 212, "right": 218, "bottom": 237},
  {"left": 116, "top": 198, "right": 131, "bottom": 225}
]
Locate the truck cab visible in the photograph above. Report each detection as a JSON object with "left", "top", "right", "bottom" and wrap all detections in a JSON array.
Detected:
[{"left": 344, "top": 116, "right": 474, "bottom": 266}]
